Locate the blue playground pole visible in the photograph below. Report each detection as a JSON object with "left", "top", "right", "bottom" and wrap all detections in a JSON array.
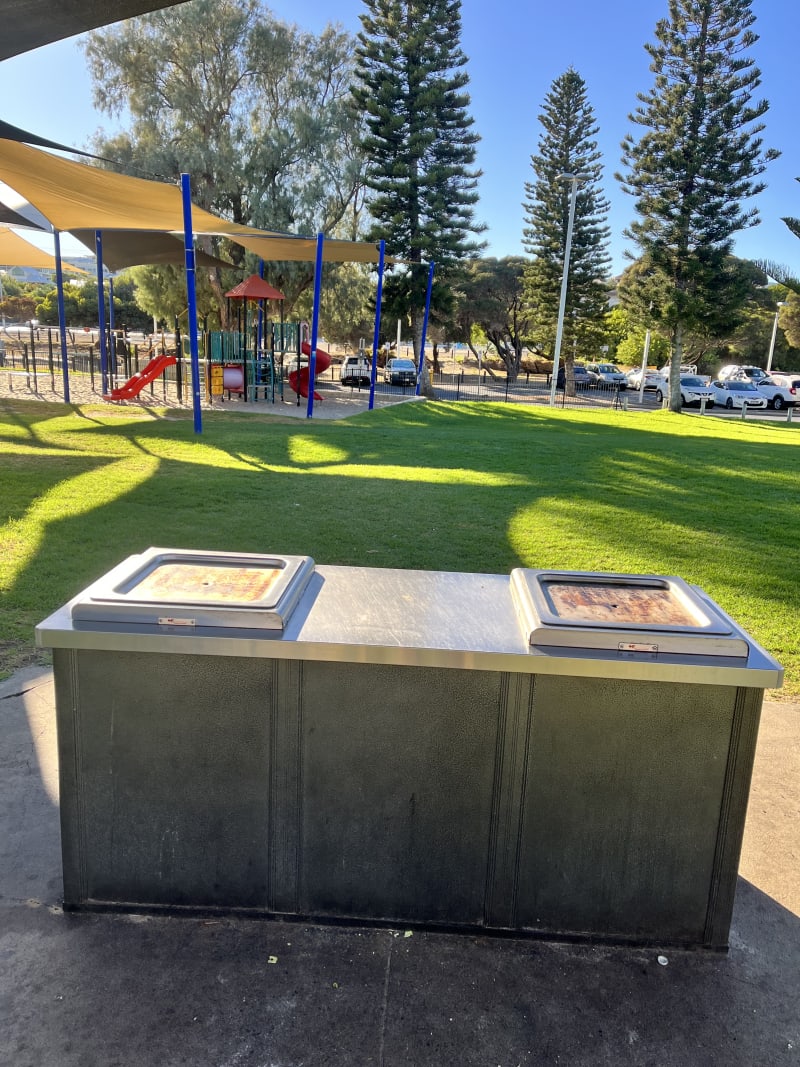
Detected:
[
  {"left": 95, "top": 231, "right": 108, "bottom": 395},
  {"left": 306, "top": 232, "right": 325, "bottom": 419},
  {"left": 181, "top": 173, "right": 203, "bottom": 434},
  {"left": 108, "top": 277, "right": 115, "bottom": 334},
  {"left": 416, "top": 261, "right": 435, "bottom": 396},
  {"left": 53, "top": 230, "right": 70, "bottom": 403},
  {"left": 257, "top": 258, "right": 265, "bottom": 355},
  {"left": 368, "top": 240, "right": 385, "bottom": 411}
]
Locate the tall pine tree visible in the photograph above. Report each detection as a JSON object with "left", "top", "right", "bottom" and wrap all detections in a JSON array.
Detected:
[
  {"left": 618, "top": 0, "right": 778, "bottom": 410},
  {"left": 521, "top": 68, "right": 611, "bottom": 374},
  {"left": 353, "top": 0, "right": 483, "bottom": 384}
]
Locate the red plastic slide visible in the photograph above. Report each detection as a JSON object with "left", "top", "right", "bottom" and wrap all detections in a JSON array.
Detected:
[
  {"left": 288, "top": 341, "right": 332, "bottom": 400},
  {"left": 103, "top": 354, "right": 177, "bottom": 401}
]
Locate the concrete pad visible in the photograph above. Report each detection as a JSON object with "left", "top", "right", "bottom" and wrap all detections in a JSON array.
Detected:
[{"left": 1, "top": 669, "right": 798, "bottom": 1066}]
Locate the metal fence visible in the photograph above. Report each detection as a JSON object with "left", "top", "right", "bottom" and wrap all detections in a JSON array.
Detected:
[{"left": 362, "top": 369, "right": 663, "bottom": 411}]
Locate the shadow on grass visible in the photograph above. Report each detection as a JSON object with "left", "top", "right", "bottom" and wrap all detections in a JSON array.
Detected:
[{"left": 1, "top": 400, "right": 798, "bottom": 682}]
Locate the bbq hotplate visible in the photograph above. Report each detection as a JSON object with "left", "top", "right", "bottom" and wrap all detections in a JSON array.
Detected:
[
  {"left": 71, "top": 548, "right": 315, "bottom": 632},
  {"left": 511, "top": 569, "right": 750, "bottom": 658}
]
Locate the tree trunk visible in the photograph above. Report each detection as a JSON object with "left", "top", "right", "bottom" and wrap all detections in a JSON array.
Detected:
[
  {"left": 411, "top": 309, "right": 435, "bottom": 397},
  {"left": 670, "top": 323, "right": 683, "bottom": 412}
]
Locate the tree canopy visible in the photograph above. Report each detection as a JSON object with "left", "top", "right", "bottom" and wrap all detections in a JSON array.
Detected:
[
  {"left": 83, "top": 0, "right": 366, "bottom": 322},
  {"left": 522, "top": 68, "right": 611, "bottom": 365},
  {"left": 618, "top": 0, "right": 778, "bottom": 410},
  {"left": 353, "top": 0, "right": 484, "bottom": 384}
]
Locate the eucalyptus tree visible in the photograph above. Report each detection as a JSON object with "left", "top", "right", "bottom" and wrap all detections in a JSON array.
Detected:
[
  {"left": 618, "top": 0, "right": 778, "bottom": 410},
  {"left": 522, "top": 68, "right": 611, "bottom": 366},
  {"left": 83, "top": 0, "right": 367, "bottom": 320},
  {"left": 352, "top": 0, "right": 484, "bottom": 390}
]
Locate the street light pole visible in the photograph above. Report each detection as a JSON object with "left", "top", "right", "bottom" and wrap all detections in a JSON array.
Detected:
[
  {"left": 766, "top": 301, "right": 786, "bottom": 374},
  {"left": 549, "top": 173, "right": 590, "bottom": 406}
]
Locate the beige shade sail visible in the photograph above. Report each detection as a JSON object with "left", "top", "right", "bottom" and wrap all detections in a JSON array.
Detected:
[
  {"left": 231, "top": 232, "right": 388, "bottom": 264},
  {"left": 69, "top": 229, "right": 233, "bottom": 273},
  {"left": 0, "top": 137, "right": 243, "bottom": 234},
  {"left": 0, "top": 138, "right": 394, "bottom": 264},
  {"left": 0, "top": 225, "right": 88, "bottom": 272}
]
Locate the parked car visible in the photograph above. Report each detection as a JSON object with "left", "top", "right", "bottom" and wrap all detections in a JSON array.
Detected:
[
  {"left": 626, "top": 367, "right": 667, "bottom": 391},
  {"left": 756, "top": 375, "right": 799, "bottom": 410},
  {"left": 586, "top": 362, "right": 628, "bottom": 389},
  {"left": 735, "top": 365, "right": 769, "bottom": 384},
  {"left": 717, "top": 364, "right": 743, "bottom": 381},
  {"left": 339, "top": 354, "right": 372, "bottom": 386},
  {"left": 768, "top": 372, "right": 800, "bottom": 401},
  {"left": 383, "top": 357, "right": 417, "bottom": 386},
  {"left": 673, "top": 375, "right": 715, "bottom": 408},
  {"left": 572, "top": 363, "right": 593, "bottom": 388},
  {"left": 717, "top": 364, "right": 768, "bottom": 384},
  {"left": 709, "top": 379, "right": 768, "bottom": 409}
]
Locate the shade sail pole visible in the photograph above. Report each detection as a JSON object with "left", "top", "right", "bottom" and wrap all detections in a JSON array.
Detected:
[
  {"left": 306, "top": 232, "right": 324, "bottom": 419},
  {"left": 368, "top": 240, "right": 385, "bottom": 411},
  {"left": 181, "top": 173, "right": 203, "bottom": 434},
  {"left": 415, "top": 261, "right": 435, "bottom": 396},
  {"left": 95, "top": 231, "right": 108, "bottom": 395},
  {"left": 53, "top": 229, "right": 70, "bottom": 403},
  {"left": 257, "top": 258, "right": 265, "bottom": 355}
]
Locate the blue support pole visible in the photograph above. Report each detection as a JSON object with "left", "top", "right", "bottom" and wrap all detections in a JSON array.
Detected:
[
  {"left": 108, "top": 276, "right": 116, "bottom": 378},
  {"left": 415, "top": 261, "right": 435, "bottom": 396},
  {"left": 108, "top": 277, "right": 115, "bottom": 333},
  {"left": 368, "top": 240, "right": 385, "bottom": 411},
  {"left": 306, "top": 232, "right": 325, "bottom": 419},
  {"left": 257, "top": 258, "right": 265, "bottom": 356},
  {"left": 95, "top": 231, "right": 108, "bottom": 395},
  {"left": 181, "top": 173, "right": 203, "bottom": 434},
  {"left": 53, "top": 230, "right": 70, "bottom": 403}
]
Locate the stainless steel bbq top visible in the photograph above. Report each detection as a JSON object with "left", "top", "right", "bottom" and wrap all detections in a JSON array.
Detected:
[
  {"left": 37, "top": 555, "right": 782, "bottom": 687},
  {"left": 69, "top": 548, "right": 315, "bottom": 631},
  {"left": 510, "top": 569, "right": 750, "bottom": 658}
]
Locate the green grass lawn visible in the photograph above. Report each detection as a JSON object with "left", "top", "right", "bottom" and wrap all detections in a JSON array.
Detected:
[{"left": 1, "top": 397, "right": 798, "bottom": 696}]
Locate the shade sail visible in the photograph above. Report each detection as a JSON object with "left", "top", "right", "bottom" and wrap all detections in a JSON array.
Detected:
[
  {"left": 232, "top": 232, "right": 387, "bottom": 265},
  {"left": 0, "top": 0, "right": 189, "bottom": 62},
  {"left": 0, "top": 138, "right": 395, "bottom": 265},
  {"left": 0, "top": 137, "right": 240, "bottom": 233},
  {"left": 0, "top": 224, "right": 88, "bottom": 272},
  {"left": 0, "top": 201, "right": 47, "bottom": 229},
  {"left": 225, "top": 275, "right": 284, "bottom": 301},
  {"left": 70, "top": 228, "right": 233, "bottom": 272}
]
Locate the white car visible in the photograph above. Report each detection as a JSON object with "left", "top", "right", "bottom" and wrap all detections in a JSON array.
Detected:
[
  {"left": 339, "top": 355, "right": 372, "bottom": 386},
  {"left": 710, "top": 379, "right": 768, "bottom": 410},
  {"left": 675, "top": 375, "right": 715, "bottom": 408},
  {"left": 626, "top": 367, "right": 667, "bottom": 390},
  {"left": 756, "top": 375, "right": 799, "bottom": 410}
]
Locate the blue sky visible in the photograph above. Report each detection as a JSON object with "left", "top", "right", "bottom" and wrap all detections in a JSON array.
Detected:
[{"left": 0, "top": 0, "right": 797, "bottom": 276}]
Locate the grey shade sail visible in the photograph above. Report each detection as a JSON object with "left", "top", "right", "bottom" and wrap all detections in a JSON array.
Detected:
[
  {"left": 0, "top": 200, "right": 48, "bottom": 229},
  {"left": 0, "top": 0, "right": 189, "bottom": 61}
]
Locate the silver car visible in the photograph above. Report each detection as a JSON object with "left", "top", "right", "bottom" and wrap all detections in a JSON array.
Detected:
[{"left": 586, "top": 362, "right": 628, "bottom": 389}]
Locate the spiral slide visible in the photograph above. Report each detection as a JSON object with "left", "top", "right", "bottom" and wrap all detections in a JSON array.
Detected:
[
  {"left": 103, "top": 354, "right": 177, "bottom": 400},
  {"left": 289, "top": 341, "right": 331, "bottom": 400}
]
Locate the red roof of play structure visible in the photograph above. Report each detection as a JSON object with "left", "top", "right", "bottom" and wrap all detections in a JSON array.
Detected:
[{"left": 225, "top": 274, "right": 285, "bottom": 300}]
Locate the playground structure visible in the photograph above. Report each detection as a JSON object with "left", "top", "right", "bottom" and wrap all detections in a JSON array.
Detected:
[
  {"left": 103, "top": 353, "right": 177, "bottom": 401},
  {"left": 205, "top": 320, "right": 298, "bottom": 404},
  {"left": 290, "top": 337, "right": 332, "bottom": 400}
]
